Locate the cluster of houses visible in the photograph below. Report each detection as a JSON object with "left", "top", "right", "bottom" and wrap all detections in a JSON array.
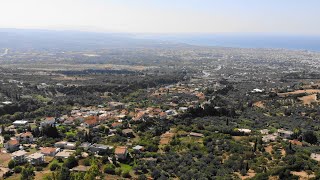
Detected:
[
  {"left": 2, "top": 100, "right": 160, "bottom": 168},
  {"left": 0, "top": 81, "right": 213, "bottom": 174},
  {"left": 5, "top": 138, "right": 130, "bottom": 166},
  {"left": 260, "top": 128, "right": 294, "bottom": 143}
]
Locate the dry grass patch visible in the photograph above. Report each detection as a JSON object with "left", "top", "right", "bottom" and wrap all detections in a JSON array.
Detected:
[
  {"left": 278, "top": 89, "right": 320, "bottom": 97},
  {"left": 160, "top": 132, "right": 175, "bottom": 145},
  {"left": 0, "top": 153, "right": 11, "bottom": 167},
  {"left": 234, "top": 169, "right": 256, "bottom": 180},
  {"left": 265, "top": 145, "right": 273, "bottom": 154},
  {"left": 253, "top": 101, "right": 266, "bottom": 108},
  {"left": 34, "top": 170, "right": 52, "bottom": 180},
  {"left": 232, "top": 136, "right": 248, "bottom": 141},
  {"left": 291, "top": 171, "right": 315, "bottom": 180},
  {"left": 298, "top": 94, "right": 318, "bottom": 105}
]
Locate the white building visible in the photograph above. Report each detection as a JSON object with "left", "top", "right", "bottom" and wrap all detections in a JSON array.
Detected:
[{"left": 13, "top": 120, "right": 28, "bottom": 127}]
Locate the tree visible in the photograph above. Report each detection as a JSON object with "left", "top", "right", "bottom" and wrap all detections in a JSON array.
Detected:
[
  {"left": 151, "top": 169, "right": 161, "bottom": 179},
  {"left": 14, "top": 166, "right": 22, "bottom": 173},
  {"left": 50, "top": 162, "right": 60, "bottom": 171},
  {"left": 8, "top": 160, "right": 16, "bottom": 169},
  {"left": 21, "top": 165, "right": 35, "bottom": 180},
  {"left": 103, "top": 164, "right": 116, "bottom": 174},
  {"left": 303, "top": 131, "right": 318, "bottom": 144},
  {"left": 57, "top": 166, "right": 70, "bottom": 180},
  {"left": 84, "top": 163, "right": 100, "bottom": 180},
  {"left": 122, "top": 170, "right": 131, "bottom": 178},
  {"left": 64, "top": 155, "right": 78, "bottom": 169},
  {"left": 138, "top": 174, "right": 147, "bottom": 180},
  {"left": 0, "top": 125, "right": 4, "bottom": 135},
  {"left": 3, "top": 134, "right": 11, "bottom": 141},
  {"left": 43, "top": 125, "right": 60, "bottom": 138}
]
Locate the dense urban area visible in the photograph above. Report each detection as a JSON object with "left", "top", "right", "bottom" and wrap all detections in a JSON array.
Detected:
[{"left": 1, "top": 46, "right": 320, "bottom": 180}]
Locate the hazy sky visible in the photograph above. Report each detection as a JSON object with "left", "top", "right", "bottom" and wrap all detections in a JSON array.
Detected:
[{"left": 1, "top": 0, "right": 320, "bottom": 34}]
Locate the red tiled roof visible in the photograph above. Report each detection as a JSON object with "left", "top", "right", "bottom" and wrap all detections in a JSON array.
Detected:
[
  {"left": 115, "top": 146, "right": 127, "bottom": 155},
  {"left": 111, "top": 122, "right": 122, "bottom": 128},
  {"left": 45, "top": 117, "right": 55, "bottom": 121},
  {"left": 8, "top": 139, "right": 19, "bottom": 146},
  {"left": 84, "top": 116, "right": 99, "bottom": 125},
  {"left": 21, "top": 132, "right": 33, "bottom": 138},
  {"left": 41, "top": 147, "right": 57, "bottom": 154},
  {"left": 159, "top": 112, "right": 167, "bottom": 117}
]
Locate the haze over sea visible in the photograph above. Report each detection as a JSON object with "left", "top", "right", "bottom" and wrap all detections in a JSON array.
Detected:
[{"left": 143, "top": 34, "right": 320, "bottom": 52}]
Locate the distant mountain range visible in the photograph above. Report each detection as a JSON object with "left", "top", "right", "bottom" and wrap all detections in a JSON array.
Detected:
[{"left": 1, "top": 29, "right": 320, "bottom": 51}]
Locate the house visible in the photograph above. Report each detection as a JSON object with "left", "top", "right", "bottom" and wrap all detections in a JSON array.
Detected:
[
  {"left": 111, "top": 122, "right": 122, "bottom": 129},
  {"left": 289, "top": 139, "right": 303, "bottom": 146},
  {"left": 63, "top": 117, "right": 75, "bottom": 125},
  {"left": 159, "top": 112, "right": 167, "bottom": 119},
  {"left": 54, "top": 141, "right": 76, "bottom": 150},
  {"left": 41, "top": 117, "right": 56, "bottom": 127},
  {"left": 89, "top": 144, "right": 113, "bottom": 154},
  {"left": 277, "top": 129, "right": 293, "bottom": 139},
  {"left": 71, "top": 165, "right": 90, "bottom": 172},
  {"left": 178, "top": 107, "right": 188, "bottom": 112},
  {"left": 5, "top": 139, "right": 20, "bottom": 152},
  {"left": 122, "top": 129, "right": 134, "bottom": 137},
  {"left": 238, "top": 129, "right": 252, "bottom": 134},
  {"left": 55, "top": 150, "right": 75, "bottom": 159},
  {"left": 2, "top": 101, "right": 12, "bottom": 105},
  {"left": 27, "top": 152, "right": 44, "bottom": 165},
  {"left": 108, "top": 102, "right": 125, "bottom": 110},
  {"left": 132, "top": 145, "right": 144, "bottom": 152},
  {"left": 115, "top": 146, "right": 128, "bottom": 160},
  {"left": 79, "top": 142, "right": 91, "bottom": 151},
  {"left": 133, "top": 111, "right": 147, "bottom": 121},
  {"left": 15, "top": 132, "right": 33, "bottom": 143},
  {"left": 74, "top": 116, "right": 85, "bottom": 123},
  {"left": 65, "top": 142, "right": 76, "bottom": 149},
  {"left": 13, "top": 120, "right": 28, "bottom": 127},
  {"left": 40, "top": 147, "right": 58, "bottom": 156},
  {"left": 54, "top": 141, "right": 68, "bottom": 148},
  {"left": 83, "top": 116, "right": 99, "bottom": 128},
  {"left": 11, "top": 150, "right": 27, "bottom": 164},
  {"left": 260, "top": 129, "right": 269, "bottom": 135},
  {"left": 262, "top": 134, "right": 278, "bottom": 143},
  {"left": 165, "top": 109, "right": 177, "bottom": 116},
  {"left": 189, "top": 132, "right": 204, "bottom": 138},
  {"left": 251, "top": 88, "right": 264, "bottom": 93}
]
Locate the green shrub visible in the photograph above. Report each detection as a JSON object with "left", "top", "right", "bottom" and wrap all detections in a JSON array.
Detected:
[
  {"left": 14, "top": 166, "right": 22, "bottom": 173},
  {"left": 83, "top": 159, "right": 91, "bottom": 166},
  {"left": 8, "top": 160, "right": 16, "bottom": 169},
  {"left": 50, "top": 162, "right": 60, "bottom": 171},
  {"left": 103, "top": 164, "right": 116, "bottom": 174},
  {"left": 115, "top": 168, "right": 122, "bottom": 176},
  {"left": 122, "top": 170, "right": 131, "bottom": 178},
  {"left": 36, "top": 166, "right": 43, "bottom": 171}
]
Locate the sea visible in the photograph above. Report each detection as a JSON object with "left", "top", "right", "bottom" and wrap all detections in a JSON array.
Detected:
[{"left": 142, "top": 34, "right": 320, "bottom": 52}]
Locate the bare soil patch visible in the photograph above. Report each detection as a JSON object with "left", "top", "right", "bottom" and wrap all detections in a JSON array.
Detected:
[
  {"left": 235, "top": 169, "right": 256, "bottom": 180},
  {"left": 253, "top": 101, "right": 265, "bottom": 108},
  {"left": 291, "top": 171, "right": 315, "bottom": 180},
  {"left": 298, "top": 94, "right": 318, "bottom": 105},
  {"left": 0, "top": 153, "right": 11, "bottom": 167},
  {"left": 278, "top": 89, "right": 320, "bottom": 97},
  {"left": 160, "top": 132, "right": 175, "bottom": 145}
]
